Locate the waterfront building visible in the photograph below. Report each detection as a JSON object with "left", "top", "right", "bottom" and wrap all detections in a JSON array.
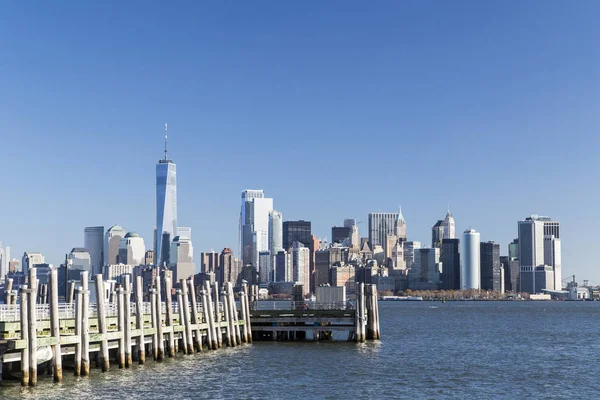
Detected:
[
  {"left": 84, "top": 226, "right": 104, "bottom": 276},
  {"left": 442, "top": 209, "right": 456, "bottom": 240},
  {"left": 500, "top": 256, "right": 514, "bottom": 292},
  {"left": 432, "top": 220, "right": 444, "bottom": 248},
  {"left": 69, "top": 248, "right": 92, "bottom": 272},
  {"left": 518, "top": 215, "right": 561, "bottom": 293},
  {"left": 169, "top": 236, "right": 195, "bottom": 282},
  {"left": 332, "top": 226, "right": 352, "bottom": 245},
  {"left": 368, "top": 212, "right": 398, "bottom": 252},
  {"left": 22, "top": 251, "right": 45, "bottom": 276},
  {"left": 344, "top": 218, "right": 360, "bottom": 248},
  {"left": 292, "top": 242, "right": 310, "bottom": 296},
  {"left": 269, "top": 210, "right": 283, "bottom": 254},
  {"left": 441, "top": 239, "right": 460, "bottom": 290},
  {"left": 461, "top": 229, "right": 480, "bottom": 290},
  {"left": 410, "top": 248, "right": 441, "bottom": 289},
  {"left": 200, "top": 251, "right": 219, "bottom": 274},
  {"left": 104, "top": 225, "right": 126, "bottom": 266},
  {"left": 156, "top": 126, "right": 178, "bottom": 268},
  {"left": 480, "top": 241, "right": 502, "bottom": 291},
  {"left": 119, "top": 232, "right": 146, "bottom": 266},
  {"left": 403, "top": 241, "right": 421, "bottom": 269}
]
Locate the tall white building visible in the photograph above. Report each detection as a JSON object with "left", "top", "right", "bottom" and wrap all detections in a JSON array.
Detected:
[
  {"left": 0, "top": 244, "right": 9, "bottom": 280},
  {"left": 344, "top": 218, "right": 360, "bottom": 248},
  {"left": 22, "top": 252, "right": 45, "bottom": 277},
  {"left": 240, "top": 189, "right": 265, "bottom": 266},
  {"left": 461, "top": 229, "right": 480, "bottom": 290},
  {"left": 292, "top": 242, "right": 310, "bottom": 295},
  {"left": 269, "top": 210, "right": 283, "bottom": 255},
  {"left": 170, "top": 235, "right": 195, "bottom": 282},
  {"left": 105, "top": 225, "right": 126, "bottom": 266},
  {"left": 518, "top": 215, "right": 561, "bottom": 293},
  {"left": 442, "top": 209, "right": 456, "bottom": 239},
  {"left": 176, "top": 227, "right": 192, "bottom": 241},
  {"left": 156, "top": 125, "right": 178, "bottom": 268},
  {"left": 253, "top": 230, "right": 269, "bottom": 268},
  {"left": 240, "top": 190, "right": 273, "bottom": 267},
  {"left": 69, "top": 248, "right": 92, "bottom": 272},
  {"left": 119, "top": 232, "right": 146, "bottom": 266},
  {"left": 84, "top": 226, "right": 104, "bottom": 275}
]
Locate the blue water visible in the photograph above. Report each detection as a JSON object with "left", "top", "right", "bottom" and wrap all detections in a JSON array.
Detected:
[{"left": 2, "top": 301, "right": 599, "bottom": 399}]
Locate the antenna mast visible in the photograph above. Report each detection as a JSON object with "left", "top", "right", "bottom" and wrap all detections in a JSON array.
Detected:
[{"left": 164, "top": 123, "right": 168, "bottom": 161}]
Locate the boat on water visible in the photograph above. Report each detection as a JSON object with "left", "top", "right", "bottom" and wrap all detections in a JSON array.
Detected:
[{"left": 380, "top": 295, "right": 423, "bottom": 301}]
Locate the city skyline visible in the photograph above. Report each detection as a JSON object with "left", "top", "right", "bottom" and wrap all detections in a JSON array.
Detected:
[{"left": 1, "top": 2, "right": 598, "bottom": 282}]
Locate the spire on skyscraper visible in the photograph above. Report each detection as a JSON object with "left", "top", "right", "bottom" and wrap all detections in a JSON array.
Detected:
[
  {"left": 397, "top": 205, "right": 405, "bottom": 222},
  {"left": 164, "top": 123, "right": 168, "bottom": 162}
]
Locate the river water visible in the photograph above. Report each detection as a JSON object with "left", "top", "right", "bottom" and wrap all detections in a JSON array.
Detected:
[{"left": 1, "top": 301, "right": 599, "bottom": 399}]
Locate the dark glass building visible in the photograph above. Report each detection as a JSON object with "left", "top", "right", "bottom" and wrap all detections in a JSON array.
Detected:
[
  {"left": 282, "top": 220, "right": 312, "bottom": 251},
  {"left": 480, "top": 241, "right": 501, "bottom": 291},
  {"left": 441, "top": 239, "right": 460, "bottom": 290},
  {"left": 331, "top": 226, "right": 351, "bottom": 244}
]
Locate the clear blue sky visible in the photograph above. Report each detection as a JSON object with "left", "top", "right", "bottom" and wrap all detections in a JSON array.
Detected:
[{"left": 1, "top": 1, "right": 599, "bottom": 282}]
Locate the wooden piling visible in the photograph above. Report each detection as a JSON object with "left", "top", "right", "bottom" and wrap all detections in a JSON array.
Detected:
[
  {"left": 20, "top": 285, "right": 29, "bottom": 386},
  {"left": 365, "top": 285, "right": 375, "bottom": 340},
  {"left": 187, "top": 279, "right": 202, "bottom": 352},
  {"left": 74, "top": 288, "right": 83, "bottom": 376},
  {"left": 94, "top": 274, "right": 110, "bottom": 371},
  {"left": 27, "top": 268, "right": 38, "bottom": 386},
  {"left": 228, "top": 283, "right": 241, "bottom": 345},
  {"left": 213, "top": 282, "right": 223, "bottom": 348},
  {"left": 372, "top": 284, "right": 380, "bottom": 340},
  {"left": 68, "top": 281, "right": 76, "bottom": 304},
  {"left": 155, "top": 276, "right": 165, "bottom": 361},
  {"left": 116, "top": 287, "right": 125, "bottom": 368},
  {"left": 359, "top": 283, "right": 366, "bottom": 342},
  {"left": 49, "top": 269, "right": 62, "bottom": 382},
  {"left": 149, "top": 288, "right": 158, "bottom": 360},
  {"left": 239, "top": 289, "right": 248, "bottom": 343},
  {"left": 221, "top": 286, "right": 232, "bottom": 346},
  {"left": 243, "top": 283, "right": 253, "bottom": 344},
  {"left": 226, "top": 284, "right": 238, "bottom": 346},
  {"left": 164, "top": 274, "right": 175, "bottom": 357},
  {"left": 135, "top": 276, "right": 146, "bottom": 364},
  {"left": 204, "top": 281, "right": 218, "bottom": 350},
  {"left": 5, "top": 278, "right": 13, "bottom": 304},
  {"left": 176, "top": 289, "right": 188, "bottom": 354},
  {"left": 123, "top": 275, "right": 132, "bottom": 367},
  {"left": 200, "top": 288, "right": 213, "bottom": 350},
  {"left": 180, "top": 279, "right": 194, "bottom": 354},
  {"left": 81, "top": 271, "right": 90, "bottom": 376}
]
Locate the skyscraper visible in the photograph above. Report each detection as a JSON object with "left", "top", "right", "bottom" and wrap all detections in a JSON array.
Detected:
[
  {"left": 368, "top": 212, "right": 398, "bottom": 253},
  {"left": 480, "top": 241, "right": 501, "bottom": 291},
  {"left": 22, "top": 252, "right": 45, "bottom": 277},
  {"left": 119, "top": 232, "right": 146, "bottom": 266},
  {"left": 240, "top": 189, "right": 265, "bottom": 266},
  {"left": 282, "top": 220, "right": 312, "bottom": 250},
  {"left": 84, "top": 226, "right": 104, "bottom": 275},
  {"left": 269, "top": 210, "right": 283, "bottom": 254},
  {"left": 104, "top": 225, "right": 126, "bottom": 266},
  {"left": 432, "top": 220, "right": 444, "bottom": 248},
  {"left": 240, "top": 190, "right": 273, "bottom": 267},
  {"left": 156, "top": 124, "right": 178, "bottom": 268},
  {"left": 461, "top": 229, "right": 480, "bottom": 290},
  {"left": 218, "top": 248, "right": 237, "bottom": 287},
  {"left": 258, "top": 251, "right": 272, "bottom": 283},
  {"left": 441, "top": 239, "right": 460, "bottom": 290},
  {"left": 395, "top": 206, "right": 407, "bottom": 241},
  {"left": 176, "top": 227, "right": 192, "bottom": 241},
  {"left": 200, "top": 251, "right": 219, "bottom": 274},
  {"left": 292, "top": 242, "right": 310, "bottom": 295},
  {"left": 518, "top": 215, "right": 561, "bottom": 293},
  {"left": 68, "top": 248, "right": 92, "bottom": 272},
  {"left": 170, "top": 235, "right": 194, "bottom": 282},
  {"left": 332, "top": 226, "right": 352, "bottom": 244},
  {"left": 442, "top": 209, "right": 456, "bottom": 239},
  {"left": 344, "top": 218, "right": 360, "bottom": 248},
  {"left": 410, "top": 248, "right": 441, "bottom": 289},
  {"left": 403, "top": 241, "right": 421, "bottom": 270}
]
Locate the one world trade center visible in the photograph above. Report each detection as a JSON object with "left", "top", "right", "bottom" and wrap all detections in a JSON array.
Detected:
[{"left": 156, "top": 124, "right": 177, "bottom": 267}]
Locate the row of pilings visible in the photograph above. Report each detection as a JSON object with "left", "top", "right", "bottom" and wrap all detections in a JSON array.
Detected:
[
  {"left": 10, "top": 267, "right": 252, "bottom": 387},
  {"left": 353, "top": 283, "right": 381, "bottom": 342}
]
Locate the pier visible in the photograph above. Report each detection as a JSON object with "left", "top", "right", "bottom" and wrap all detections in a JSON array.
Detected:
[{"left": 0, "top": 268, "right": 380, "bottom": 387}]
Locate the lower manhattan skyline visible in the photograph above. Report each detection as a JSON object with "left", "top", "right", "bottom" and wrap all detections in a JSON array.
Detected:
[{"left": 1, "top": 1, "right": 599, "bottom": 284}]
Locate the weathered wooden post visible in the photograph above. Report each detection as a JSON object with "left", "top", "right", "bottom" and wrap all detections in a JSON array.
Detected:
[
  {"left": 227, "top": 283, "right": 241, "bottom": 345},
  {"left": 187, "top": 278, "right": 202, "bottom": 352},
  {"left": 116, "top": 287, "right": 125, "bottom": 368},
  {"left": 204, "top": 281, "right": 218, "bottom": 350},
  {"left": 365, "top": 285, "right": 375, "bottom": 340},
  {"left": 155, "top": 275, "right": 165, "bottom": 361},
  {"left": 135, "top": 276, "right": 145, "bottom": 364},
  {"left": 213, "top": 282, "right": 223, "bottom": 348},
  {"left": 359, "top": 283, "right": 366, "bottom": 343},
  {"left": 221, "top": 287, "right": 232, "bottom": 346},
  {"left": 123, "top": 275, "right": 132, "bottom": 367},
  {"left": 68, "top": 281, "right": 76, "bottom": 304},
  {"left": 20, "top": 285, "right": 29, "bottom": 386},
  {"left": 149, "top": 288, "right": 158, "bottom": 360},
  {"left": 81, "top": 271, "right": 90, "bottom": 376},
  {"left": 180, "top": 279, "right": 194, "bottom": 354},
  {"left": 164, "top": 274, "right": 175, "bottom": 357},
  {"left": 372, "top": 284, "right": 380, "bottom": 340},
  {"left": 176, "top": 289, "right": 188, "bottom": 354},
  {"left": 95, "top": 274, "right": 110, "bottom": 371},
  {"left": 239, "top": 289, "right": 248, "bottom": 343},
  {"left": 5, "top": 278, "right": 13, "bottom": 304},
  {"left": 243, "top": 283, "right": 253, "bottom": 344},
  {"left": 200, "top": 288, "right": 213, "bottom": 350},
  {"left": 49, "top": 269, "right": 63, "bottom": 381},
  {"left": 74, "top": 288, "right": 83, "bottom": 376},
  {"left": 225, "top": 283, "right": 237, "bottom": 346},
  {"left": 27, "top": 268, "right": 38, "bottom": 386}
]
